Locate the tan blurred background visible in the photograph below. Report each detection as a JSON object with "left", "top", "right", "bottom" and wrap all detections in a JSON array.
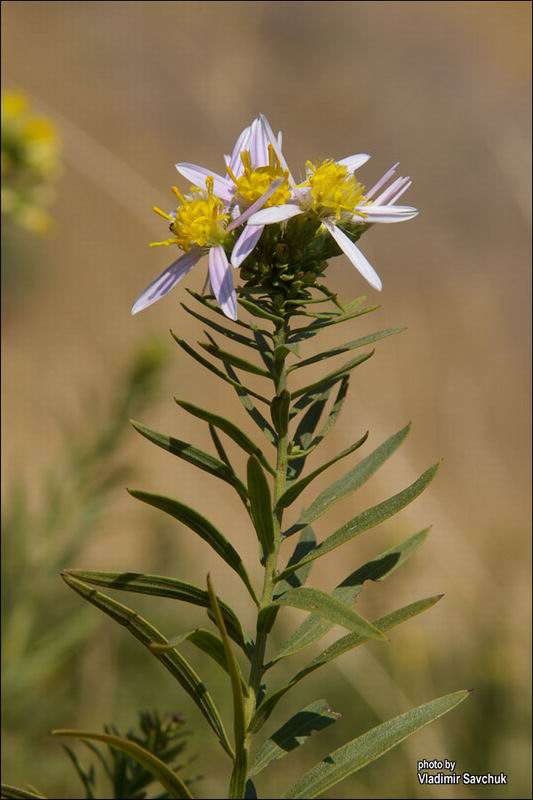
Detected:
[{"left": 2, "top": 2, "right": 531, "bottom": 798}]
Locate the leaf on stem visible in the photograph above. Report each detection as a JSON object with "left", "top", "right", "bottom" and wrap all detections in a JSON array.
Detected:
[
  {"left": 283, "top": 691, "right": 470, "bottom": 798},
  {"left": 61, "top": 573, "right": 233, "bottom": 757},
  {"left": 247, "top": 456, "right": 275, "bottom": 558},
  {"left": 131, "top": 420, "right": 248, "bottom": 504},
  {"left": 296, "top": 423, "right": 412, "bottom": 526},
  {"left": 250, "top": 595, "right": 444, "bottom": 732},
  {"left": 175, "top": 399, "right": 275, "bottom": 475},
  {"left": 0, "top": 785, "right": 47, "bottom": 799},
  {"left": 291, "top": 351, "right": 374, "bottom": 400},
  {"left": 269, "top": 587, "right": 386, "bottom": 641},
  {"left": 249, "top": 699, "right": 340, "bottom": 776},
  {"left": 198, "top": 341, "right": 271, "bottom": 378},
  {"left": 180, "top": 302, "right": 260, "bottom": 350},
  {"left": 127, "top": 490, "right": 258, "bottom": 603},
  {"left": 288, "top": 329, "right": 404, "bottom": 372}
]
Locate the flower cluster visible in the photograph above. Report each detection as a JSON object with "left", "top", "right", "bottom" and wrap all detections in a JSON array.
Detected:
[
  {"left": 1, "top": 91, "right": 61, "bottom": 233},
  {"left": 132, "top": 114, "right": 417, "bottom": 320}
]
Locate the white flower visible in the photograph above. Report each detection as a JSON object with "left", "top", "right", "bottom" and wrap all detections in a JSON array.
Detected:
[
  {"left": 131, "top": 117, "right": 284, "bottom": 320},
  {"left": 248, "top": 155, "right": 418, "bottom": 292}
]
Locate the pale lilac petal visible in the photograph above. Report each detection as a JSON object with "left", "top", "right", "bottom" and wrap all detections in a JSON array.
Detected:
[
  {"left": 389, "top": 180, "right": 413, "bottom": 205},
  {"left": 247, "top": 204, "right": 304, "bottom": 226},
  {"left": 356, "top": 203, "right": 418, "bottom": 223},
  {"left": 258, "top": 113, "right": 295, "bottom": 185},
  {"left": 131, "top": 248, "right": 203, "bottom": 314},
  {"left": 365, "top": 162, "right": 400, "bottom": 199},
  {"left": 227, "top": 178, "right": 284, "bottom": 230},
  {"left": 209, "top": 246, "right": 237, "bottom": 320},
  {"left": 175, "top": 163, "right": 233, "bottom": 202},
  {"left": 229, "top": 124, "right": 252, "bottom": 176},
  {"left": 337, "top": 153, "right": 371, "bottom": 172},
  {"left": 249, "top": 117, "right": 270, "bottom": 167},
  {"left": 231, "top": 225, "right": 264, "bottom": 268},
  {"left": 277, "top": 131, "right": 283, "bottom": 149},
  {"left": 373, "top": 176, "right": 410, "bottom": 206},
  {"left": 323, "top": 220, "right": 382, "bottom": 291}
]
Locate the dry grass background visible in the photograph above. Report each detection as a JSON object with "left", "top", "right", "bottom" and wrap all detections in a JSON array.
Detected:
[{"left": 2, "top": 2, "right": 531, "bottom": 798}]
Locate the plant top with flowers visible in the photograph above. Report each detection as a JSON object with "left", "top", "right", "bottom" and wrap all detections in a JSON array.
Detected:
[{"left": 51, "top": 115, "right": 468, "bottom": 799}]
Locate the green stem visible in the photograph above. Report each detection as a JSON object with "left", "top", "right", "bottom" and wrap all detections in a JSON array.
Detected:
[{"left": 230, "top": 316, "right": 291, "bottom": 797}]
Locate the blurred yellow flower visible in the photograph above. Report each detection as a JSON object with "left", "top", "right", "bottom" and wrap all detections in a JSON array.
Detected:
[{"left": 1, "top": 90, "right": 61, "bottom": 233}]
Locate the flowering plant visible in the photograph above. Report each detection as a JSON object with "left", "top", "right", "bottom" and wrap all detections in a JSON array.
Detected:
[{"left": 5, "top": 115, "right": 468, "bottom": 800}]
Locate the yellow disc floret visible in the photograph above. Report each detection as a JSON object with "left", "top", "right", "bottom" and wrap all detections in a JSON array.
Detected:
[
  {"left": 151, "top": 176, "right": 230, "bottom": 251},
  {"left": 231, "top": 145, "right": 290, "bottom": 209},
  {"left": 304, "top": 159, "right": 366, "bottom": 219}
]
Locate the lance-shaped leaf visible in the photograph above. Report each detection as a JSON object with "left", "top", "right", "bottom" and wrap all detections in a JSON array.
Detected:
[
  {"left": 274, "top": 526, "right": 317, "bottom": 598},
  {"left": 249, "top": 699, "right": 340, "bottom": 777},
  {"left": 187, "top": 289, "right": 271, "bottom": 336},
  {"left": 0, "top": 786, "right": 47, "bottom": 799},
  {"left": 277, "top": 431, "right": 368, "bottom": 511},
  {"left": 181, "top": 302, "right": 260, "bottom": 351},
  {"left": 269, "top": 587, "right": 386, "bottom": 641},
  {"left": 150, "top": 628, "right": 229, "bottom": 676},
  {"left": 301, "top": 376, "right": 350, "bottom": 453},
  {"left": 289, "top": 329, "right": 404, "bottom": 372},
  {"left": 63, "top": 570, "right": 247, "bottom": 652},
  {"left": 247, "top": 456, "right": 275, "bottom": 557},
  {"left": 291, "top": 351, "right": 374, "bottom": 400},
  {"left": 288, "top": 298, "right": 378, "bottom": 342},
  {"left": 283, "top": 690, "right": 470, "bottom": 798},
  {"left": 175, "top": 399, "right": 275, "bottom": 475},
  {"left": 250, "top": 595, "right": 444, "bottom": 732},
  {"left": 207, "top": 575, "right": 248, "bottom": 799},
  {"left": 52, "top": 730, "right": 193, "bottom": 799},
  {"left": 289, "top": 374, "right": 347, "bottom": 419},
  {"left": 272, "top": 529, "right": 430, "bottom": 664},
  {"left": 131, "top": 420, "right": 248, "bottom": 504},
  {"left": 239, "top": 297, "right": 284, "bottom": 324},
  {"left": 198, "top": 341, "right": 271, "bottom": 378},
  {"left": 61, "top": 573, "right": 233, "bottom": 757},
  {"left": 296, "top": 423, "right": 411, "bottom": 527},
  {"left": 128, "top": 490, "right": 258, "bottom": 603},
  {"left": 222, "top": 360, "right": 277, "bottom": 446},
  {"left": 279, "top": 463, "right": 439, "bottom": 579},
  {"left": 171, "top": 332, "right": 269, "bottom": 406}
]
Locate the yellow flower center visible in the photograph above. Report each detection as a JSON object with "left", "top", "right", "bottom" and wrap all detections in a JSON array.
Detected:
[
  {"left": 151, "top": 177, "right": 229, "bottom": 251},
  {"left": 303, "top": 159, "right": 366, "bottom": 219},
  {"left": 230, "top": 145, "right": 290, "bottom": 209}
]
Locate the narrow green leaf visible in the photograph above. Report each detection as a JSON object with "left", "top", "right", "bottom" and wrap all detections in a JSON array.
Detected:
[
  {"left": 209, "top": 424, "right": 233, "bottom": 468},
  {"left": 150, "top": 628, "right": 229, "bottom": 675},
  {"left": 171, "top": 332, "right": 269, "bottom": 405},
  {"left": 289, "top": 374, "right": 346, "bottom": 420},
  {"left": 270, "top": 587, "right": 386, "bottom": 641},
  {"left": 61, "top": 573, "right": 233, "bottom": 757},
  {"left": 221, "top": 360, "right": 277, "bottom": 446},
  {"left": 277, "top": 432, "right": 368, "bottom": 511},
  {"left": 131, "top": 420, "right": 248, "bottom": 504},
  {"left": 279, "top": 462, "right": 439, "bottom": 578},
  {"left": 175, "top": 399, "right": 275, "bottom": 475},
  {"left": 0, "top": 786, "right": 47, "bottom": 799},
  {"left": 291, "top": 351, "right": 374, "bottom": 400},
  {"left": 271, "top": 391, "right": 291, "bottom": 438},
  {"left": 273, "top": 526, "right": 317, "bottom": 599},
  {"left": 251, "top": 595, "right": 444, "bottom": 732},
  {"left": 239, "top": 297, "right": 284, "bottom": 323},
  {"left": 247, "top": 457, "right": 275, "bottom": 557},
  {"left": 62, "top": 569, "right": 247, "bottom": 652},
  {"left": 187, "top": 289, "right": 271, "bottom": 336},
  {"left": 249, "top": 700, "right": 340, "bottom": 777},
  {"left": 198, "top": 341, "right": 270, "bottom": 377},
  {"left": 289, "top": 329, "right": 403, "bottom": 373},
  {"left": 180, "top": 303, "right": 260, "bottom": 350},
  {"left": 273, "top": 529, "right": 431, "bottom": 664},
  {"left": 207, "top": 575, "right": 248, "bottom": 799},
  {"left": 52, "top": 730, "right": 193, "bottom": 799},
  {"left": 288, "top": 298, "right": 378, "bottom": 342},
  {"left": 61, "top": 746, "right": 95, "bottom": 799},
  {"left": 297, "top": 423, "right": 411, "bottom": 526},
  {"left": 283, "top": 690, "right": 470, "bottom": 798},
  {"left": 128, "top": 490, "right": 257, "bottom": 603}
]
